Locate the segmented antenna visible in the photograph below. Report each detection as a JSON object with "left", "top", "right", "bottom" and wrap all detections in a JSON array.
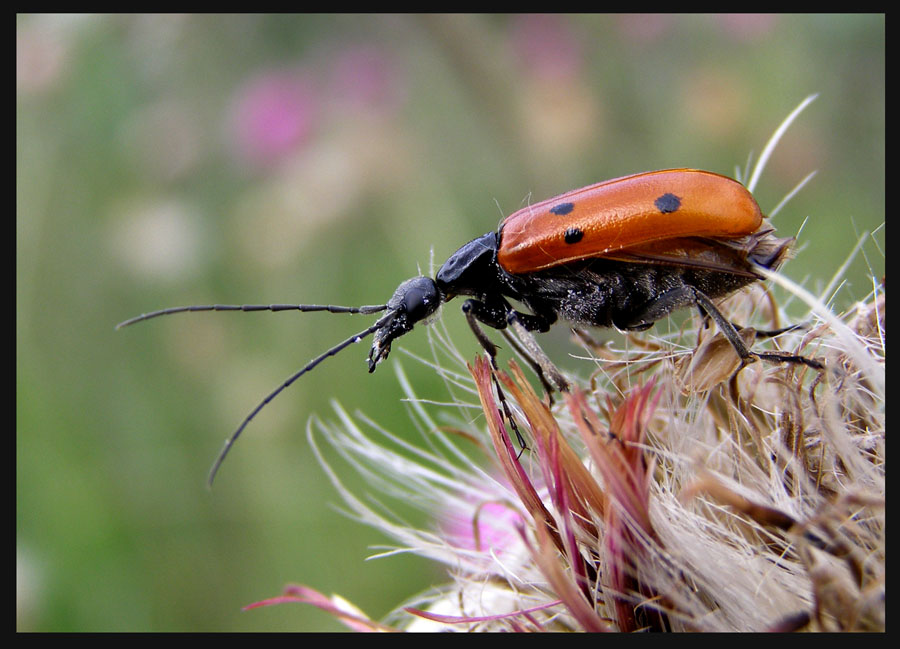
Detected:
[
  {"left": 115, "top": 301, "right": 391, "bottom": 485},
  {"left": 116, "top": 303, "right": 388, "bottom": 329},
  {"left": 206, "top": 315, "right": 391, "bottom": 486}
]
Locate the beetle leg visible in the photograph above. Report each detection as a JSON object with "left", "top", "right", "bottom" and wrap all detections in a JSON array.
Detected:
[
  {"left": 686, "top": 289, "right": 757, "bottom": 363},
  {"left": 499, "top": 329, "right": 559, "bottom": 396},
  {"left": 506, "top": 309, "right": 555, "bottom": 333},
  {"left": 737, "top": 322, "right": 808, "bottom": 339},
  {"left": 506, "top": 313, "right": 570, "bottom": 392},
  {"left": 461, "top": 299, "right": 504, "bottom": 358},
  {"left": 461, "top": 296, "right": 557, "bottom": 333},
  {"left": 618, "top": 286, "right": 823, "bottom": 371},
  {"left": 461, "top": 298, "right": 508, "bottom": 328},
  {"left": 616, "top": 283, "right": 761, "bottom": 360},
  {"left": 614, "top": 285, "right": 695, "bottom": 332},
  {"left": 463, "top": 298, "right": 565, "bottom": 393},
  {"left": 494, "top": 304, "right": 565, "bottom": 391},
  {"left": 689, "top": 288, "right": 824, "bottom": 371},
  {"left": 461, "top": 299, "right": 529, "bottom": 453}
]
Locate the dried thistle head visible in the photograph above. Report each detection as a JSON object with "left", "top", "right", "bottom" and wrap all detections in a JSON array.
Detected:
[{"left": 253, "top": 267, "right": 882, "bottom": 631}]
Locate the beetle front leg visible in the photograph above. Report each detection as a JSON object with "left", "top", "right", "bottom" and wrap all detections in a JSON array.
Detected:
[
  {"left": 461, "top": 298, "right": 508, "bottom": 360},
  {"left": 460, "top": 298, "right": 530, "bottom": 452},
  {"left": 460, "top": 296, "right": 552, "bottom": 356},
  {"left": 462, "top": 299, "right": 565, "bottom": 393}
]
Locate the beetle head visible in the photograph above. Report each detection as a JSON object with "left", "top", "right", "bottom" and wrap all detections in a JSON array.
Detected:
[{"left": 368, "top": 276, "right": 443, "bottom": 371}]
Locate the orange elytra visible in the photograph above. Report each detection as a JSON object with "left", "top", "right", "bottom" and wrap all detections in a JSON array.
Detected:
[{"left": 497, "top": 169, "right": 763, "bottom": 274}]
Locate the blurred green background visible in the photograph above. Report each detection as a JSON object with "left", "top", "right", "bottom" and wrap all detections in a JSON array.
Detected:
[{"left": 17, "top": 14, "right": 884, "bottom": 631}]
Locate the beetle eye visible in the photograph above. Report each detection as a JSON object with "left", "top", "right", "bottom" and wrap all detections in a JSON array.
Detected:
[
  {"left": 404, "top": 292, "right": 426, "bottom": 319},
  {"left": 387, "top": 276, "right": 441, "bottom": 325},
  {"left": 404, "top": 284, "right": 438, "bottom": 322}
]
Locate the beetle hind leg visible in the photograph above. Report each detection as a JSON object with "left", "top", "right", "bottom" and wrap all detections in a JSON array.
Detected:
[
  {"left": 617, "top": 285, "right": 824, "bottom": 372},
  {"left": 741, "top": 322, "right": 809, "bottom": 339},
  {"left": 689, "top": 288, "right": 824, "bottom": 371}
]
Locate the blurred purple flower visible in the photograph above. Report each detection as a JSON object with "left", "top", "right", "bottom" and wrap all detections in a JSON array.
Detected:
[
  {"left": 509, "top": 14, "right": 584, "bottom": 80},
  {"left": 229, "top": 69, "right": 317, "bottom": 168},
  {"left": 326, "top": 45, "right": 403, "bottom": 113}
]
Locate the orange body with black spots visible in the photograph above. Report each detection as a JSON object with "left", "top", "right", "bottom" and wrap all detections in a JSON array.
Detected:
[{"left": 497, "top": 169, "right": 763, "bottom": 274}]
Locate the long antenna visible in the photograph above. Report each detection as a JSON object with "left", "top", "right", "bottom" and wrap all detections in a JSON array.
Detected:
[
  {"left": 116, "top": 303, "right": 388, "bottom": 329},
  {"left": 205, "top": 316, "right": 391, "bottom": 487},
  {"left": 116, "top": 300, "right": 393, "bottom": 484}
]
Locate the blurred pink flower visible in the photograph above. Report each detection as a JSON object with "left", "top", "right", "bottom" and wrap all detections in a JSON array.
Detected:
[
  {"left": 229, "top": 69, "right": 317, "bottom": 168},
  {"left": 509, "top": 14, "right": 584, "bottom": 80},
  {"left": 326, "top": 45, "right": 403, "bottom": 113}
]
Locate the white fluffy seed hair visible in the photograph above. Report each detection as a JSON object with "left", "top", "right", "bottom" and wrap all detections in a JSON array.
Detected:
[{"left": 309, "top": 270, "right": 883, "bottom": 631}]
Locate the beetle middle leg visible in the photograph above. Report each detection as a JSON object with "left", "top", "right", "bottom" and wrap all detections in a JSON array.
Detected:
[
  {"left": 505, "top": 313, "right": 570, "bottom": 393},
  {"left": 498, "top": 329, "right": 561, "bottom": 396}
]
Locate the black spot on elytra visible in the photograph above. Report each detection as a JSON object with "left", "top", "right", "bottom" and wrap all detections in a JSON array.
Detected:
[
  {"left": 564, "top": 227, "right": 584, "bottom": 244},
  {"left": 654, "top": 193, "right": 681, "bottom": 213},
  {"left": 550, "top": 202, "right": 575, "bottom": 215}
]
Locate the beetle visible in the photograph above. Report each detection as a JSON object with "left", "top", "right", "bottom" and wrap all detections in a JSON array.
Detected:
[{"left": 118, "top": 168, "right": 821, "bottom": 483}]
